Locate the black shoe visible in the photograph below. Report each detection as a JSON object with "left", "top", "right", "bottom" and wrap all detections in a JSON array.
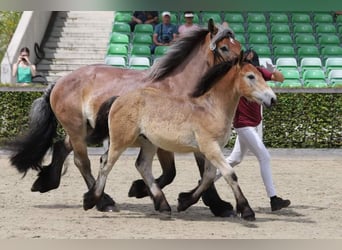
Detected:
[{"left": 270, "top": 196, "right": 291, "bottom": 211}]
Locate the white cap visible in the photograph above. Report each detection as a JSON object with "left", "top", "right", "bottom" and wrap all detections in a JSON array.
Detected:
[
  {"left": 184, "top": 12, "right": 194, "bottom": 18},
  {"left": 162, "top": 11, "right": 171, "bottom": 17}
]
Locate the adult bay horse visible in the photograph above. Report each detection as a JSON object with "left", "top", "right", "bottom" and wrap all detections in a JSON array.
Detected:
[
  {"left": 8, "top": 20, "right": 241, "bottom": 213},
  {"left": 83, "top": 53, "right": 277, "bottom": 220}
]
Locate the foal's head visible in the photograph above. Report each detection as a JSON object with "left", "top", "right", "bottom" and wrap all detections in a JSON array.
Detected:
[{"left": 191, "top": 52, "right": 277, "bottom": 107}]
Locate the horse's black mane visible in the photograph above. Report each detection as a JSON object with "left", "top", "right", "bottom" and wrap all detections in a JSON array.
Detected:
[
  {"left": 190, "top": 58, "right": 240, "bottom": 98},
  {"left": 148, "top": 28, "right": 209, "bottom": 81}
]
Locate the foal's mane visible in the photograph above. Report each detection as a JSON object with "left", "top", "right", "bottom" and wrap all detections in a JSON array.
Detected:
[
  {"left": 148, "top": 28, "right": 209, "bottom": 81},
  {"left": 190, "top": 58, "right": 240, "bottom": 98}
]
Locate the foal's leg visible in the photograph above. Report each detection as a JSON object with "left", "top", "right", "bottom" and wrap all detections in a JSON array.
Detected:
[
  {"left": 194, "top": 152, "right": 235, "bottom": 217},
  {"left": 134, "top": 140, "right": 171, "bottom": 213},
  {"left": 128, "top": 148, "right": 176, "bottom": 199},
  {"left": 201, "top": 145, "right": 255, "bottom": 221}
]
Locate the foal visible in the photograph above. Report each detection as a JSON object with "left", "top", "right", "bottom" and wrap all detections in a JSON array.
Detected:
[{"left": 83, "top": 55, "right": 276, "bottom": 220}]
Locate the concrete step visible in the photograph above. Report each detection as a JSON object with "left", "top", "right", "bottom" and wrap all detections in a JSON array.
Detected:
[
  {"left": 54, "top": 20, "right": 114, "bottom": 27},
  {"left": 37, "top": 64, "right": 99, "bottom": 71},
  {"left": 45, "top": 41, "right": 109, "bottom": 49},
  {"left": 39, "top": 58, "right": 105, "bottom": 65},
  {"left": 44, "top": 47, "right": 107, "bottom": 54},
  {"left": 46, "top": 36, "right": 109, "bottom": 43},
  {"left": 44, "top": 52, "right": 106, "bottom": 60},
  {"left": 49, "top": 32, "right": 110, "bottom": 39},
  {"left": 51, "top": 26, "right": 111, "bottom": 33}
]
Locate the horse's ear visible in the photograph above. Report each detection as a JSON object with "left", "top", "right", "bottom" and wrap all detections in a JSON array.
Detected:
[
  {"left": 238, "top": 50, "right": 244, "bottom": 66},
  {"left": 208, "top": 18, "right": 218, "bottom": 35}
]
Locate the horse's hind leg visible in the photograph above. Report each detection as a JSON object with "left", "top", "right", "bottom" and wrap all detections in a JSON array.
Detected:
[
  {"left": 135, "top": 139, "right": 171, "bottom": 214},
  {"left": 31, "top": 138, "right": 72, "bottom": 193},
  {"left": 70, "top": 135, "right": 117, "bottom": 212},
  {"left": 194, "top": 152, "right": 235, "bottom": 217},
  {"left": 128, "top": 148, "right": 176, "bottom": 199}
]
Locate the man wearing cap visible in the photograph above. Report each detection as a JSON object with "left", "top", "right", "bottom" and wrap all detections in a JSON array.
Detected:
[
  {"left": 178, "top": 11, "right": 199, "bottom": 35},
  {"left": 151, "top": 11, "right": 178, "bottom": 53}
]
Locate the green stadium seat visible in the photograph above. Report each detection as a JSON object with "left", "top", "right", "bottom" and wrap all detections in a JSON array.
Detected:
[
  {"left": 270, "top": 24, "right": 291, "bottom": 34},
  {"left": 130, "top": 44, "right": 151, "bottom": 58},
  {"left": 325, "top": 58, "right": 342, "bottom": 74},
  {"left": 273, "top": 45, "right": 296, "bottom": 58},
  {"left": 129, "top": 56, "right": 151, "bottom": 70},
  {"left": 300, "top": 57, "right": 322, "bottom": 71},
  {"left": 132, "top": 33, "right": 152, "bottom": 46},
  {"left": 297, "top": 46, "right": 320, "bottom": 59},
  {"left": 202, "top": 13, "right": 222, "bottom": 24},
  {"left": 179, "top": 13, "right": 200, "bottom": 24},
  {"left": 272, "top": 34, "right": 293, "bottom": 45},
  {"left": 259, "top": 57, "right": 273, "bottom": 68},
  {"left": 321, "top": 46, "right": 342, "bottom": 59},
  {"left": 105, "top": 56, "right": 126, "bottom": 67},
  {"left": 247, "top": 13, "right": 266, "bottom": 23},
  {"left": 107, "top": 44, "right": 128, "bottom": 58},
  {"left": 338, "top": 26, "right": 342, "bottom": 35},
  {"left": 291, "top": 13, "right": 311, "bottom": 23},
  {"left": 316, "top": 23, "right": 336, "bottom": 34},
  {"left": 249, "top": 34, "right": 269, "bottom": 44},
  {"left": 269, "top": 13, "right": 289, "bottom": 23},
  {"left": 331, "top": 81, "right": 342, "bottom": 88},
  {"left": 114, "top": 12, "right": 132, "bottom": 23},
  {"left": 302, "top": 69, "right": 327, "bottom": 87},
  {"left": 223, "top": 13, "right": 244, "bottom": 23},
  {"left": 154, "top": 45, "right": 169, "bottom": 57},
  {"left": 318, "top": 34, "right": 340, "bottom": 46},
  {"left": 112, "top": 22, "right": 131, "bottom": 34},
  {"left": 229, "top": 23, "right": 245, "bottom": 34},
  {"left": 276, "top": 57, "right": 298, "bottom": 70},
  {"left": 295, "top": 34, "right": 316, "bottom": 45},
  {"left": 250, "top": 45, "right": 272, "bottom": 57},
  {"left": 328, "top": 69, "right": 342, "bottom": 85},
  {"left": 133, "top": 24, "right": 154, "bottom": 34},
  {"left": 235, "top": 34, "right": 246, "bottom": 44},
  {"left": 280, "top": 80, "right": 302, "bottom": 88},
  {"left": 247, "top": 23, "right": 267, "bottom": 33},
  {"left": 293, "top": 23, "right": 314, "bottom": 34},
  {"left": 109, "top": 32, "right": 130, "bottom": 46},
  {"left": 313, "top": 13, "right": 333, "bottom": 24}
]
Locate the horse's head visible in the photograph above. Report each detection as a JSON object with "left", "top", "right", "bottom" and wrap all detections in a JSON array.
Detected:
[
  {"left": 206, "top": 19, "right": 241, "bottom": 65},
  {"left": 235, "top": 52, "right": 277, "bottom": 107}
]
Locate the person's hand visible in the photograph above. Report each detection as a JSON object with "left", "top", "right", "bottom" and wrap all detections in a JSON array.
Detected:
[
  {"left": 17, "top": 56, "right": 22, "bottom": 64},
  {"left": 266, "top": 62, "right": 276, "bottom": 73}
]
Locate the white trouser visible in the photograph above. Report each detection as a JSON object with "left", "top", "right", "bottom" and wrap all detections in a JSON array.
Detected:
[{"left": 216, "top": 126, "right": 276, "bottom": 198}]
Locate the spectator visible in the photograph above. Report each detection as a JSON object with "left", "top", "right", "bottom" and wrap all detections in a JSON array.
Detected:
[
  {"left": 129, "top": 11, "right": 159, "bottom": 32},
  {"left": 151, "top": 11, "right": 178, "bottom": 54},
  {"left": 178, "top": 11, "right": 199, "bottom": 35},
  {"left": 209, "top": 49, "right": 291, "bottom": 212},
  {"left": 12, "top": 47, "right": 36, "bottom": 85}
]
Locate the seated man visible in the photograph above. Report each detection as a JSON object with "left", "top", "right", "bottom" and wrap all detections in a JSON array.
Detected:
[
  {"left": 150, "top": 11, "right": 178, "bottom": 54},
  {"left": 129, "top": 11, "right": 159, "bottom": 31}
]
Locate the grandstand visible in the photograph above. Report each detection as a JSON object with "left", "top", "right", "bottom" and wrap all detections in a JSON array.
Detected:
[{"left": 107, "top": 11, "right": 342, "bottom": 88}]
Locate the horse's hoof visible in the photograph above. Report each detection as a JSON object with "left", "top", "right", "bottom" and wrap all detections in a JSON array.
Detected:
[
  {"left": 177, "top": 192, "right": 197, "bottom": 212},
  {"left": 237, "top": 205, "right": 256, "bottom": 221},
  {"left": 31, "top": 166, "right": 60, "bottom": 193},
  {"left": 96, "top": 193, "right": 119, "bottom": 212},
  {"left": 83, "top": 191, "right": 98, "bottom": 211},
  {"left": 128, "top": 179, "right": 149, "bottom": 198}
]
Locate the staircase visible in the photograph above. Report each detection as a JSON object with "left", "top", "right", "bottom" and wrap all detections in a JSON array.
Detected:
[{"left": 37, "top": 11, "right": 114, "bottom": 83}]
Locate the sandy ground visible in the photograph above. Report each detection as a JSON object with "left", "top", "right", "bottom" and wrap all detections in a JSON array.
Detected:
[{"left": 0, "top": 148, "right": 341, "bottom": 239}]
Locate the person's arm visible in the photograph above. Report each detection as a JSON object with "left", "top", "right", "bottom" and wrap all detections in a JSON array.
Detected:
[
  {"left": 153, "top": 33, "right": 163, "bottom": 46},
  {"left": 30, "top": 64, "right": 37, "bottom": 77},
  {"left": 265, "top": 62, "right": 284, "bottom": 82},
  {"left": 12, "top": 55, "right": 22, "bottom": 77}
]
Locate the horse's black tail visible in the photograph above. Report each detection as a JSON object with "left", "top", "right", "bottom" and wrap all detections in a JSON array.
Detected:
[
  {"left": 7, "top": 84, "right": 57, "bottom": 175},
  {"left": 86, "top": 96, "right": 118, "bottom": 144}
]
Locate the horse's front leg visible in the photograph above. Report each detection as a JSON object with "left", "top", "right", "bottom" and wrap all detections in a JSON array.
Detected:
[
  {"left": 128, "top": 148, "right": 176, "bottom": 199},
  {"left": 134, "top": 139, "right": 171, "bottom": 214},
  {"left": 194, "top": 152, "right": 235, "bottom": 217},
  {"left": 177, "top": 158, "right": 217, "bottom": 212},
  {"left": 203, "top": 146, "right": 255, "bottom": 221}
]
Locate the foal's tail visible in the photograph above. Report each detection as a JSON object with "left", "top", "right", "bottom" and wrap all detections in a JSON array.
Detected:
[
  {"left": 86, "top": 96, "right": 118, "bottom": 144},
  {"left": 8, "top": 84, "right": 58, "bottom": 175}
]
